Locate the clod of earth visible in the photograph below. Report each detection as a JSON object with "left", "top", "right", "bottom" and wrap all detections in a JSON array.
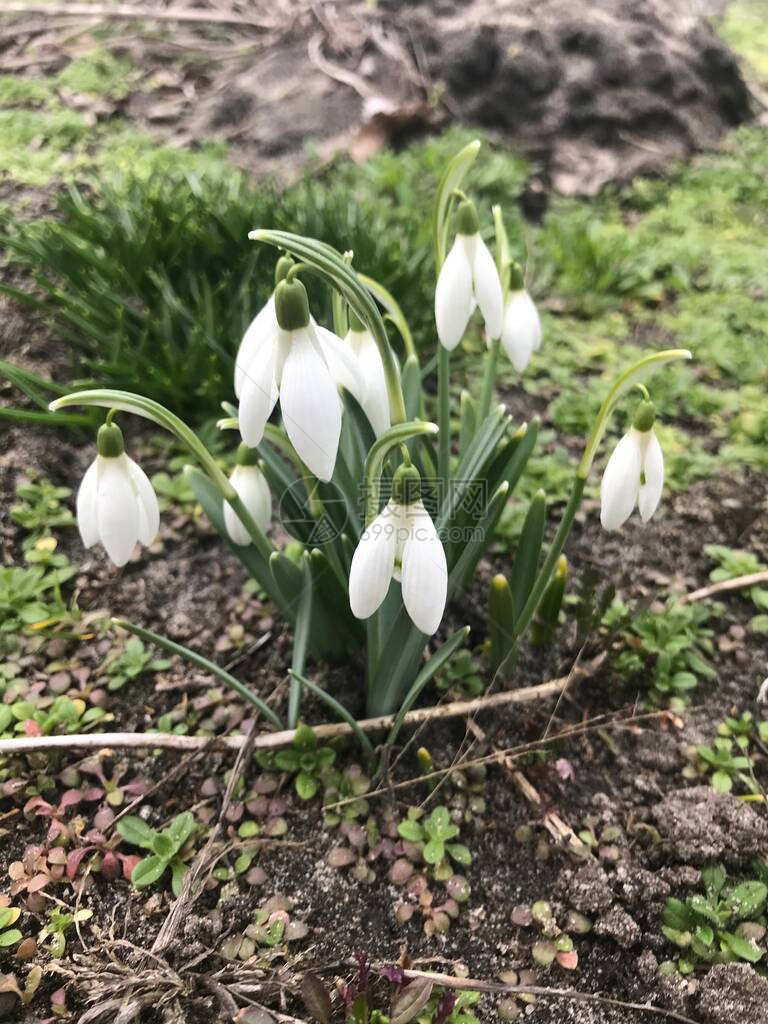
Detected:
[{"left": 653, "top": 786, "right": 768, "bottom": 868}]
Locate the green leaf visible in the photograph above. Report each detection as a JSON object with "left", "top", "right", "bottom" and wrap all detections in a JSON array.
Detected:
[
  {"left": 446, "top": 843, "right": 472, "bottom": 865},
  {"left": 422, "top": 839, "right": 444, "bottom": 865},
  {"left": 295, "top": 771, "right": 318, "bottom": 801},
  {"left": 116, "top": 815, "right": 157, "bottom": 850},
  {"left": 397, "top": 820, "right": 424, "bottom": 843},
  {"left": 701, "top": 864, "right": 727, "bottom": 898},
  {"left": 166, "top": 811, "right": 197, "bottom": 853},
  {"left": 0, "top": 929, "right": 22, "bottom": 947},
  {"left": 275, "top": 749, "right": 301, "bottom": 773},
  {"left": 727, "top": 881, "right": 767, "bottom": 919},
  {"left": 663, "top": 898, "right": 695, "bottom": 932},
  {"left": 712, "top": 770, "right": 733, "bottom": 793},
  {"left": 721, "top": 931, "right": 764, "bottom": 963},
  {"left": 170, "top": 858, "right": 187, "bottom": 898},
  {"left": 510, "top": 490, "right": 546, "bottom": 618},
  {"left": 152, "top": 833, "right": 175, "bottom": 860},
  {"left": 130, "top": 855, "right": 167, "bottom": 889}
]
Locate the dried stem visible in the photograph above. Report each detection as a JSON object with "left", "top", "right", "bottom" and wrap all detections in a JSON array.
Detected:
[{"left": 0, "top": 663, "right": 597, "bottom": 757}]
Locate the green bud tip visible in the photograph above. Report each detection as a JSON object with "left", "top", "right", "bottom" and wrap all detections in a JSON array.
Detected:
[
  {"left": 633, "top": 400, "right": 656, "bottom": 432},
  {"left": 555, "top": 555, "right": 567, "bottom": 578},
  {"left": 274, "top": 255, "right": 294, "bottom": 286},
  {"left": 508, "top": 261, "right": 524, "bottom": 291},
  {"left": 274, "top": 278, "right": 310, "bottom": 331},
  {"left": 348, "top": 308, "right": 366, "bottom": 333},
  {"left": 392, "top": 461, "right": 422, "bottom": 505},
  {"left": 491, "top": 573, "right": 509, "bottom": 591},
  {"left": 96, "top": 420, "right": 125, "bottom": 458},
  {"left": 455, "top": 198, "right": 479, "bottom": 236},
  {"left": 236, "top": 442, "right": 260, "bottom": 467}
]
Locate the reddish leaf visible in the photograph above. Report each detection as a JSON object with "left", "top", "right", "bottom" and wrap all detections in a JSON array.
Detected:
[
  {"left": 100, "top": 851, "right": 120, "bottom": 880},
  {"left": 120, "top": 854, "right": 141, "bottom": 881},
  {"left": 26, "top": 874, "right": 50, "bottom": 894},
  {"left": 66, "top": 847, "right": 95, "bottom": 880},
  {"left": 59, "top": 790, "right": 84, "bottom": 810},
  {"left": 23, "top": 721, "right": 42, "bottom": 737}
]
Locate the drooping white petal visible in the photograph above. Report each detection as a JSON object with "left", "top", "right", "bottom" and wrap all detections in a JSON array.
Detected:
[
  {"left": 348, "top": 501, "right": 399, "bottom": 620},
  {"left": 76, "top": 459, "right": 99, "bottom": 548},
  {"left": 501, "top": 291, "right": 541, "bottom": 372},
  {"left": 95, "top": 455, "right": 140, "bottom": 567},
  {"left": 313, "top": 323, "right": 365, "bottom": 406},
  {"left": 638, "top": 429, "right": 664, "bottom": 523},
  {"left": 239, "top": 330, "right": 279, "bottom": 448},
  {"left": 600, "top": 429, "right": 643, "bottom": 531},
  {"left": 234, "top": 295, "right": 276, "bottom": 399},
  {"left": 435, "top": 236, "right": 474, "bottom": 351},
  {"left": 279, "top": 326, "right": 341, "bottom": 482},
  {"left": 349, "top": 328, "right": 390, "bottom": 437},
  {"left": 470, "top": 235, "right": 504, "bottom": 341},
  {"left": 224, "top": 464, "right": 272, "bottom": 545},
  {"left": 125, "top": 456, "right": 160, "bottom": 547},
  {"left": 400, "top": 501, "right": 447, "bottom": 635}
]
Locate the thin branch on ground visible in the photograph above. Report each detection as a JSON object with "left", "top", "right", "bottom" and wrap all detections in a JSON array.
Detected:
[
  {"left": 395, "top": 967, "right": 702, "bottom": 1024},
  {"left": 0, "top": 3, "right": 280, "bottom": 29},
  {"left": 0, "top": 664, "right": 595, "bottom": 756},
  {"left": 679, "top": 568, "right": 768, "bottom": 604}
]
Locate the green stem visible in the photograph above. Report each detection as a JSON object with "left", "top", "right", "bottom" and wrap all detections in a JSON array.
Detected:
[
  {"left": 478, "top": 336, "right": 500, "bottom": 421},
  {"left": 50, "top": 388, "right": 275, "bottom": 563},
  {"left": 363, "top": 420, "right": 438, "bottom": 525},
  {"left": 578, "top": 349, "right": 692, "bottom": 477},
  {"left": 437, "top": 345, "right": 451, "bottom": 508}
]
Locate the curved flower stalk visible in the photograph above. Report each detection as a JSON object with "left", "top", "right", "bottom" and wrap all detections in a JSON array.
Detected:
[
  {"left": 349, "top": 458, "right": 447, "bottom": 635},
  {"left": 223, "top": 444, "right": 272, "bottom": 546},
  {"left": 237, "top": 274, "right": 353, "bottom": 482},
  {"left": 435, "top": 198, "right": 504, "bottom": 351},
  {"left": 77, "top": 419, "right": 159, "bottom": 567},
  {"left": 600, "top": 399, "right": 664, "bottom": 531}
]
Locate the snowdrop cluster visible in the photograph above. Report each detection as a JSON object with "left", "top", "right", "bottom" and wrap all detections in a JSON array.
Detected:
[{"left": 60, "top": 137, "right": 690, "bottom": 729}]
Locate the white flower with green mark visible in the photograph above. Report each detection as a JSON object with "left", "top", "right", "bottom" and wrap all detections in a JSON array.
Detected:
[
  {"left": 223, "top": 444, "right": 272, "bottom": 546},
  {"left": 435, "top": 199, "right": 503, "bottom": 350},
  {"left": 349, "top": 462, "right": 447, "bottom": 635},
  {"left": 237, "top": 274, "right": 359, "bottom": 482},
  {"left": 600, "top": 400, "right": 665, "bottom": 531},
  {"left": 77, "top": 420, "right": 160, "bottom": 567}
]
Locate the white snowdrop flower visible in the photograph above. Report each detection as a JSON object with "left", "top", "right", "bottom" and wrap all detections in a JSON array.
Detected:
[
  {"left": 600, "top": 401, "right": 665, "bottom": 531},
  {"left": 500, "top": 286, "right": 542, "bottom": 373},
  {"left": 233, "top": 255, "right": 294, "bottom": 400},
  {"left": 435, "top": 199, "right": 504, "bottom": 351},
  {"left": 349, "top": 462, "right": 447, "bottom": 635},
  {"left": 338, "top": 312, "right": 390, "bottom": 437},
  {"left": 237, "top": 275, "right": 354, "bottom": 482},
  {"left": 76, "top": 420, "right": 160, "bottom": 567},
  {"left": 223, "top": 444, "right": 272, "bottom": 546}
]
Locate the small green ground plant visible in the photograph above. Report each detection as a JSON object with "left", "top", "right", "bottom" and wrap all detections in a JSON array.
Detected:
[
  {"left": 604, "top": 598, "right": 717, "bottom": 707},
  {"left": 115, "top": 811, "right": 198, "bottom": 895},
  {"left": 662, "top": 862, "right": 768, "bottom": 973}
]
